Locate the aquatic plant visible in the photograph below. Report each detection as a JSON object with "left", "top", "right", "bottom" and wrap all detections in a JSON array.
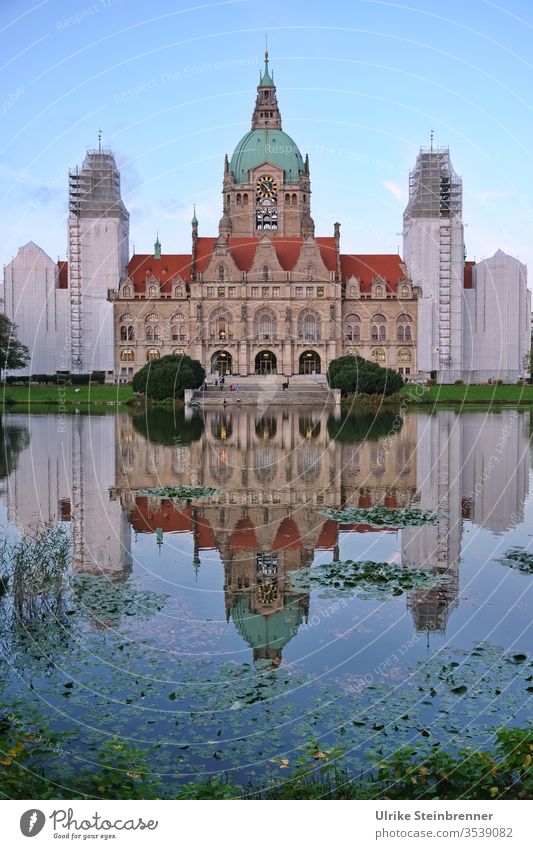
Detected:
[
  {"left": 138, "top": 485, "right": 219, "bottom": 499},
  {"left": 498, "top": 548, "right": 533, "bottom": 574},
  {"left": 322, "top": 506, "right": 437, "bottom": 527},
  {"left": 287, "top": 559, "right": 445, "bottom": 599},
  {"left": 0, "top": 525, "right": 70, "bottom": 622}
]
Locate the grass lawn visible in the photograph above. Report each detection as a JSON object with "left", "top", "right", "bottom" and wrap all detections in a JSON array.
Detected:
[
  {"left": 1, "top": 384, "right": 133, "bottom": 407},
  {"left": 400, "top": 383, "right": 533, "bottom": 404}
]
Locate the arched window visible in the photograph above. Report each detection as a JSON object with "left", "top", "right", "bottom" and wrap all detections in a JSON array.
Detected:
[
  {"left": 400, "top": 284, "right": 410, "bottom": 298},
  {"left": 210, "top": 309, "right": 233, "bottom": 341},
  {"left": 236, "top": 193, "right": 242, "bottom": 206},
  {"left": 371, "top": 347, "right": 386, "bottom": 364},
  {"left": 218, "top": 265, "right": 225, "bottom": 282},
  {"left": 262, "top": 265, "right": 270, "bottom": 282},
  {"left": 398, "top": 348, "right": 412, "bottom": 363},
  {"left": 243, "top": 193, "right": 249, "bottom": 205},
  {"left": 291, "top": 193, "right": 297, "bottom": 207},
  {"left": 122, "top": 285, "right": 131, "bottom": 297},
  {"left": 298, "top": 309, "right": 321, "bottom": 341},
  {"left": 285, "top": 193, "right": 290, "bottom": 204},
  {"left": 145, "top": 313, "right": 160, "bottom": 341},
  {"left": 374, "top": 284, "right": 383, "bottom": 297},
  {"left": 146, "top": 349, "right": 160, "bottom": 361},
  {"left": 344, "top": 313, "right": 361, "bottom": 341},
  {"left": 119, "top": 313, "right": 134, "bottom": 342},
  {"left": 305, "top": 264, "right": 313, "bottom": 281},
  {"left": 148, "top": 285, "right": 158, "bottom": 297},
  {"left": 254, "top": 308, "right": 277, "bottom": 340},
  {"left": 121, "top": 348, "right": 135, "bottom": 362},
  {"left": 371, "top": 313, "right": 386, "bottom": 342},
  {"left": 396, "top": 313, "right": 413, "bottom": 342},
  {"left": 175, "top": 285, "right": 183, "bottom": 297},
  {"left": 171, "top": 313, "right": 187, "bottom": 341}
]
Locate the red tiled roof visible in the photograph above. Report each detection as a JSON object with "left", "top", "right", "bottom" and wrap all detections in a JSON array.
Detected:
[
  {"left": 229, "top": 517, "right": 259, "bottom": 550},
  {"left": 126, "top": 254, "right": 191, "bottom": 293},
  {"left": 340, "top": 254, "right": 404, "bottom": 293},
  {"left": 272, "top": 517, "right": 302, "bottom": 551},
  {"left": 195, "top": 515, "right": 216, "bottom": 549},
  {"left": 124, "top": 243, "right": 404, "bottom": 293},
  {"left": 128, "top": 496, "right": 193, "bottom": 533},
  {"left": 464, "top": 260, "right": 475, "bottom": 289},
  {"left": 57, "top": 260, "right": 68, "bottom": 289},
  {"left": 316, "top": 519, "right": 338, "bottom": 549}
]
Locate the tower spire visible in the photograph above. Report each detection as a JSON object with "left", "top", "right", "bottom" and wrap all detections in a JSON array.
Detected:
[{"left": 252, "top": 44, "right": 281, "bottom": 130}]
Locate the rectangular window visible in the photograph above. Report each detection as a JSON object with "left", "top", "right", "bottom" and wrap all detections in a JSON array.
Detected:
[
  {"left": 272, "top": 286, "right": 280, "bottom": 298},
  {"left": 405, "top": 367, "right": 410, "bottom": 375},
  {"left": 251, "top": 286, "right": 259, "bottom": 297},
  {"left": 218, "top": 287, "right": 225, "bottom": 298},
  {"left": 262, "top": 286, "right": 269, "bottom": 298},
  {"left": 317, "top": 286, "right": 324, "bottom": 297},
  {"left": 306, "top": 286, "right": 313, "bottom": 298},
  {"left": 228, "top": 287, "right": 236, "bottom": 297},
  {"left": 207, "top": 286, "right": 214, "bottom": 297},
  {"left": 295, "top": 286, "right": 303, "bottom": 297}
]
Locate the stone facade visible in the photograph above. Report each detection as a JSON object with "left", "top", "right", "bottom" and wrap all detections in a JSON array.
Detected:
[{"left": 110, "top": 53, "right": 419, "bottom": 381}]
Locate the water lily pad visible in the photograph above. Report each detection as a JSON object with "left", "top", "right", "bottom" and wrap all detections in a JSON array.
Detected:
[
  {"left": 499, "top": 548, "right": 533, "bottom": 574},
  {"left": 138, "top": 485, "right": 219, "bottom": 500},
  {"left": 287, "top": 559, "right": 445, "bottom": 599},
  {"left": 321, "top": 506, "right": 437, "bottom": 527}
]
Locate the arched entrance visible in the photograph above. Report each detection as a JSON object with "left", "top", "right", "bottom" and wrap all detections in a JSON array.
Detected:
[
  {"left": 211, "top": 350, "right": 232, "bottom": 376},
  {"left": 299, "top": 350, "right": 321, "bottom": 374},
  {"left": 255, "top": 350, "right": 277, "bottom": 375}
]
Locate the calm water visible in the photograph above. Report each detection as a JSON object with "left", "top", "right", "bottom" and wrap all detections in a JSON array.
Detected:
[{"left": 0, "top": 406, "right": 532, "bottom": 790}]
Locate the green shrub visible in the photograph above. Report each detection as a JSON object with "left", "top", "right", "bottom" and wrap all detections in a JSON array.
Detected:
[
  {"left": 132, "top": 355, "right": 205, "bottom": 401},
  {"left": 328, "top": 355, "right": 404, "bottom": 397}
]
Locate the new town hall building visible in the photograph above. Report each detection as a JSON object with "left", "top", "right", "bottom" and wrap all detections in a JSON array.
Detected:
[
  {"left": 3, "top": 52, "right": 530, "bottom": 383},
  {"left": 111, "top": 52, "right": 418, "bottom": 381}
]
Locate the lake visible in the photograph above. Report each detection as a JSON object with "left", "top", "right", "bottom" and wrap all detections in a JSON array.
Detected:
[{"left": 0, "top": 406, "right": 532, "bottom": 793}]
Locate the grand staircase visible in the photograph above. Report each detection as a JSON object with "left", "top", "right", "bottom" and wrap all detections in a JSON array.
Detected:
[{"left": 190, "top": 374, "right": 339, "bottom": 407}]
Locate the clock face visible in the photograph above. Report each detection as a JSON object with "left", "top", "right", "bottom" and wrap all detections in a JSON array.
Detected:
[{"left": 256, "top": 175, "right": 278, "bottom": 199}]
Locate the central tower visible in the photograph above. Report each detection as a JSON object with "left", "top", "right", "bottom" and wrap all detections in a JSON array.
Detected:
[{"left": 219, "top": 50, "right": 314, "bottom": 238}]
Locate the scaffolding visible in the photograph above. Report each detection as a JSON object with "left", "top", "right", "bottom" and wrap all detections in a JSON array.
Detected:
[
  {"left": 405, "top": 147, "right": 462, "bottom": 220},
  {"left": 68, "top": 149, "right": 129, "bottom": 372}
]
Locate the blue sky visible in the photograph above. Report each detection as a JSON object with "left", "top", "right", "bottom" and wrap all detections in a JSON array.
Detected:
[{"left": 1, "top": 0, "right": 533, "bottom": 272}]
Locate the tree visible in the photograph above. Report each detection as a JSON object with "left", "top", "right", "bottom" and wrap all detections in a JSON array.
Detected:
[
  {"left": 0, "top": 314, "right": 30, "bottom": 375},
  {"left": 132, "top": 354, "right": 205, "bottom": 401},
  {"left": 328, "top": 354, "right": 404, "bottom": 397}
]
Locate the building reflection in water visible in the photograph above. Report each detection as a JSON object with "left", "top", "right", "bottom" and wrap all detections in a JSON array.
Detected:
[{"left": 2, "top": 408, "right": 530, "bottom": 662}]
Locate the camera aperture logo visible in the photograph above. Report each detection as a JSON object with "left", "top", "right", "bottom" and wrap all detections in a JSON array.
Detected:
[
  {"left": 19, "top": 808, "right": 159, "bottom": 839},
  {"left": 20, "top": 809, "right": 46, "bottom": 837}
]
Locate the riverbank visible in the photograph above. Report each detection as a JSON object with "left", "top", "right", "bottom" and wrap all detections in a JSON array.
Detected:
[
  {"left": 1, "top": 384, "right": 133, "bottom": 407},
  {"left": 400, "top": 384, "right": 533, "bottom": 405}
]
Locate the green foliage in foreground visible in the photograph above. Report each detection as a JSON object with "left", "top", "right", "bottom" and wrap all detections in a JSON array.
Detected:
[
  {"left": 499, "top": 548, "right": 533, "bottom": 574},
  {"left": 322, "top": 506, "right": 437, "bottom": 527},
  {"left": 1, "top": 718, "right": 531, "bottom": 800},
  {"left": 132, "top": 354, "right": 205, "bottom": 400},
  {"left": 287, "top": 559, "right": 445, "bottom": 600},
  {"left": 328, "top": 355, "right": 404, "bottom": 397}
]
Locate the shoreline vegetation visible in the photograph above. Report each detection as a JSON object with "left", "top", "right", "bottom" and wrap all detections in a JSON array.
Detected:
[{"left": 3, "top": 382, "right": 533, "bottom": 408}]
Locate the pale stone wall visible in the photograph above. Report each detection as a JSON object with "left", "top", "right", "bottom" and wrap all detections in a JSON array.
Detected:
[
  {"left": 463, "top": 250, "right": 531, "bottom": 383},
  {"left": 3, "top": 242, "right": 69, "bottom": 376}
]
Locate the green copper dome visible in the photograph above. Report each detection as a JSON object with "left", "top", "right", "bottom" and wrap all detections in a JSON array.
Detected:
[
  {"left": 231, "top": 596, "right": 303, "bottom": 651},
  {"left": 230, "top": 129, "right": 304, "bottom": 185}
]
